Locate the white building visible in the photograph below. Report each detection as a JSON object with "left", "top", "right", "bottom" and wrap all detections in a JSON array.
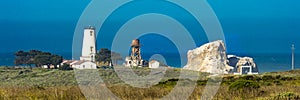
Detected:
[
  {"left": 124, "top": 56, "right": 145, "bottom": 67},
  {"left": 71, "top": 60, "right": 97, "bottom": 69},
  {"left": 233, "top": 66, "right": 259, "bottom": 75},
  {"left": 42, "top": 65, "right": 59, "bottom": 69},
  {"left": 60, "top": 60, "right": 96, "bottom": 69},
  {"left": 149, "top": 60, "right": 160, "bottom": 68}
]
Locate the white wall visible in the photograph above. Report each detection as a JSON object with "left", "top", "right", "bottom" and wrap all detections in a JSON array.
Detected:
[
  {"left": 81, "top": 27, "right": 96, "bottom": 62},
  {"left": 74, "top": 61, "right": 97, "bottom": 69},
  {"left": 149, "top": 61, "right": 160, "bottom": 68}
]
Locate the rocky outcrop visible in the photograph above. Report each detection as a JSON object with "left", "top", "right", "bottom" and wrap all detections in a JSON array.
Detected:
[
  {"left": 183, "top": 40, "right": 233, "bottom": 74},
  {"left": 227, "top": 55, "right": 258, "bottom": 73}
]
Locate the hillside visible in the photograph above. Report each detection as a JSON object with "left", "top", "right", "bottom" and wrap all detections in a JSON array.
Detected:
[{"left": 1, "top": 67, "right": 300, "bottom": 100}]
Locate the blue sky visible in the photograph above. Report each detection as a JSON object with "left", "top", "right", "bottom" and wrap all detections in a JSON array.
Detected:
[{"left": 0, "top": 0, "right": 299, "bottom": 55}]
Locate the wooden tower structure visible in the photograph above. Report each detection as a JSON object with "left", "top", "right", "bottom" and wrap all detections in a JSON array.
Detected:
[{"left": 129, "top": 39, "right": 143, "bottom": 66}]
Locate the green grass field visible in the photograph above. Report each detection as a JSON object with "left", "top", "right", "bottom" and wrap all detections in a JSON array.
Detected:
[{"left": 1, "top": 67, "right": 300, "bottom": 100}]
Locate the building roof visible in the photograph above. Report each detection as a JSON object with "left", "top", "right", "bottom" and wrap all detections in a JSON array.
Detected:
[
  {"left": 61, "top": 60, "right": 76, "bottom": 65},
  {"left": 72, "top": 60, "right": 88, "bottom": 65},
  {"left": 61, "top": 60, "right": 95, "bottom": 65}
]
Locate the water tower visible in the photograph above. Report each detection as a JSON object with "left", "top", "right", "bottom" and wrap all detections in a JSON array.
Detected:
[
  {"left": 125, "top": 39, "right": 144, "bottom": 67},
  {"left": 131, "top": 39, "right": 142, "bottom": 61}
]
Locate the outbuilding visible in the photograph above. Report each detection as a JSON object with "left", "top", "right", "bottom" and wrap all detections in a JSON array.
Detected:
[{"left": 71, "top": 60, "right": 97, "bottom": 69}]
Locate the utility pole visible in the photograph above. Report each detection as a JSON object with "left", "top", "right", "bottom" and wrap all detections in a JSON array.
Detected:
[{"left": 292, "top": 44, "right": 295, "bottom": 70}]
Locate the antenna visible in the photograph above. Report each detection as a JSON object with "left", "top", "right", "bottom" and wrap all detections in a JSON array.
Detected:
[{"left": 292, "top": 44, "right": 295, "bottom": 70}]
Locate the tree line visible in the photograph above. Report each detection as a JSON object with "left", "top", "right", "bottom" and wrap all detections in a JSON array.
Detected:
[
  {"left": 14, "top": 49, "right": 123, "bottom": 68},
  {"left": 14, "top": 50, "right": 63, "bottom": 68}
]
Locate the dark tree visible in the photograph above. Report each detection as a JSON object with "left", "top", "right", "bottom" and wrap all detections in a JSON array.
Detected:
[
  {"left": 14, "top": 50, "right": 30, "bottom": 66},
  {"left": 34, "top": 54, "right": 52, "bottom": 68},
  {"left": 14, "top": 50, "right": 63, "bottom": 68},
  {"left": 59, "top": 64, "right": 73, "bottom": 70},
  {"left": 96, "top": 48, "right": 112, "bottom": 63},
  {"left": 28, "top": 50, "right": 44, "bottom": 66},
  {"left": 95, "top": 48, "right": 123, "bottom": 66},
  {"left": 51, "top": 55, "right": 63, "bottom": 68}
]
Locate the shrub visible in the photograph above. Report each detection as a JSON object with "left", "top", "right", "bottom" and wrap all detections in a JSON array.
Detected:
[
  {"left": 275, "top": 75, "right": 281, "bottom": 79},
  {"left": 261, "top": 82, "right": 272, "bottom": 86},
  {"left": 59, "top": 64, "right": 73, "bottom": 71},
  {"left": 223, "top": 76, "right": 234, "bottom": 81},
  {"left": 197, "top": 80, "right": 207, "bottom": 86},
  {"left": 157, "top": 78, "right": 178, "bottom": 86},
  {"left": 241, "top": 75, "right": 255, "bottom": 80},
  {"left": 18, "top": 69, "right": 32, "bottom": 75},
  {"left": 262, "top": 75, "right": 274, "bottom": 81},
  {"left": 240, "top": 75, "right": 262, "bottom": 82},
  {"left": 32, "top": 85, "right": 45, "bottom": 90},
  {"left": 273, "top": 92, "right": 300, "bottom": 100},
  {"left": 273, "top": 80, "right": 282, "bottom": 86},
  {"left": 280, "top": 76, "right": 295, "bottom": 81},
  {"left": 229, "top": 80, "right": 260, "bottom": 91}
]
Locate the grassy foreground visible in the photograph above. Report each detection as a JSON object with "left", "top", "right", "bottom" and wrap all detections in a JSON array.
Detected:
[{"left": 1, "top": 67, "right": 300, "bottom": 100}]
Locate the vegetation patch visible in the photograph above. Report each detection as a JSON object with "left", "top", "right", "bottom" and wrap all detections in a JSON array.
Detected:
[
  {"left": 272, "top": 92, "right": 300, "bottom": 100},
  {"left": 229, "top": 80, "right": 260, "bottom": 91},
  {"left": 1, "top": 67, "right": 300, "bottom": 99}
]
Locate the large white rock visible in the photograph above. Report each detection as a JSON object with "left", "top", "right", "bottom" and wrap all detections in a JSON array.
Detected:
[{"left": 183, "top": 40, "right": 233, "bottom": 74}]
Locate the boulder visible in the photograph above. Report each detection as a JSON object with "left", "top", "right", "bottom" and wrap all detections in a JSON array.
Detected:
[{"left": 183, "top": 40, "right": 233, "bottom": 74}]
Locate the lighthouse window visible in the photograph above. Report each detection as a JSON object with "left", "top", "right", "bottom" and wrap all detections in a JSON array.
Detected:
[
  {"left": 90, "top": 46, "right": 93, "bottom": 52},
  {"left": 90, "top": 31, "right": 93, "bottom": 36}
]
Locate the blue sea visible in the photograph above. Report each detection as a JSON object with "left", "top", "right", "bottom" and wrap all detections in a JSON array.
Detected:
[{"left": 0, "top": 52, "right": 299, "bottom": 73}]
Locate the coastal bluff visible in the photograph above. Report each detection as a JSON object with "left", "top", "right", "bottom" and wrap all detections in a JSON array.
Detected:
[{"left": 183, "top": 40, "right": 258, "bottom": 74}]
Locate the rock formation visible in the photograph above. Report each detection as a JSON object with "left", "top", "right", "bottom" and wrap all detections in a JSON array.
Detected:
[
  {"left": 227, "top": 55, "right": 258, "bottom": 73},
  {"left": 183, "top": 40, "right": 233, "bottom": 74}
]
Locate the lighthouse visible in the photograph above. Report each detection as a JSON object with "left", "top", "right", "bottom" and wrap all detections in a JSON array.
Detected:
[
  {"left": 80, "top": 26, "right": 96, "bottom": 62},
  {"left": 60, "top": 26, "right": 97, "bottom": 69}
]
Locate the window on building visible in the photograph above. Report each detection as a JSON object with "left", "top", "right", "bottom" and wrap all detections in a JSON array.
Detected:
[
  {"left": 90, "top": 31, "right": 93, "bottom": 36},
  {"left": 90, "top": 46, "right": 94, "bottom": 52}
]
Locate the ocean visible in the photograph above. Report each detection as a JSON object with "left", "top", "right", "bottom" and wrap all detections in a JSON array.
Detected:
[{"left": 0, "top": 52, "right": 299, "bottom": 73}]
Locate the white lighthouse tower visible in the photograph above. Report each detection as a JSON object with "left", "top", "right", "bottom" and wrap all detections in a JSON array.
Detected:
[{"left": 80, "top": 26, "right": 96, "bottom": 62}]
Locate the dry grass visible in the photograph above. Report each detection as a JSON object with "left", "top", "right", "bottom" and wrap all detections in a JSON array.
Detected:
[
  {"left": 0, "top": 86, "right": 85, "bottom": 100},
  {"left": 1, "top": 67, "right": 300, "bottom": 100},
  {"left": 1, "top": 85, "right": 299, "bottom": 100}
]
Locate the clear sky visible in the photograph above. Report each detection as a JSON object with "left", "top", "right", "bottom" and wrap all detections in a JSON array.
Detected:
[{"left": 0, "top": 0, "right": 299, "bottom": 55}]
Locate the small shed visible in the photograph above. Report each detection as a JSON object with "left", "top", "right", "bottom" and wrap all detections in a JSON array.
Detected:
[{"left": 149, "top": 60, "right": 160, "bottom": 68}]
